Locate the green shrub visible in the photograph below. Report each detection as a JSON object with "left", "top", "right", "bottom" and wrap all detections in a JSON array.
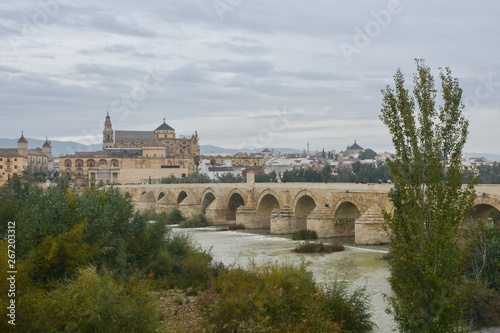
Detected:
[
  {"left": 162, "top": 232, "right": 214, "bottom": 290},
  {"left": 17, "top": 266, "right": 158, "bottom": 333},
  {"left": 24, "top": 222, "right": 98, "bottom": 283},
  {"left": 323, "top": 281, "right": 376, "bottom": 332},
  {"left": 199, "top": 262, "right": 373, "bottom": 332},
  {"left": 149, "top": 247, "right": 172, "bottom": 278},
  {"left": 178, "top": 213, "right": 211, "bottom": 228},
  {"left": 293, "top": 241, "right": 345, "bottom": 253},
  {"left": 167, "top": 208, "right": 185, "bottom": 223},
  {"left": 292, "top": 228, "right": 318, "bottom": 240},
  {"left": 143, "top": 210, "right": 172, "bottom": 225}
]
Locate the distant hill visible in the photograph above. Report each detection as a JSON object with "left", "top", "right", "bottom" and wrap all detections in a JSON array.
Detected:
[
  {"left": 468, "top": 153, "right": 500, "bottom": 162},
  {"left": 1, "top": 138, "right": 497, "bottom": 160},
  {"left": 0, "top": 138, "right": 102, "bottom": 156}
]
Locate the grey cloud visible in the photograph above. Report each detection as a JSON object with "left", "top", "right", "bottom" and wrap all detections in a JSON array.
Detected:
[
  {"left": 73, "top": 63, "right": 148, "bottom": 79},
  {"left": 208, "top": 42, "right": 271, "bottom": 56},
  {"left": 89, "top": 14, "right": 156, "bottom": 37},
  {"left": 279, "top": 70, "right": 347, "bottom": 82},
  {"left": 167, "top": 64, "right": 209, "bottom": 84},
  {"left": 206, "top": 59, "right": 274, "bottom": 77}
]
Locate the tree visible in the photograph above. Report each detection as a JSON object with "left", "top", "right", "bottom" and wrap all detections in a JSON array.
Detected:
[
  {"left": 380, "top": 60, "right": 476, "bottom": 332},
  {"left": 210, "top": 158, "right": 216, "bottom": 180},
  {"left": 321, "top": 163, "right": 332, "bottom": 183},
  {"left": 193, "top": 155, "right": 200, "bottom": 171},
  {"left": 359, "top": 148, "right": 377, "bottom": 160}
]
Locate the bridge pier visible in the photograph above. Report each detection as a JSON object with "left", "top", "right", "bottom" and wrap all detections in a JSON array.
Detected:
[
  {"left": 270, "top": 207, "right": 295, "bottom": 234},
  {"left": 178, "top": 193, "right": 201, "bottom": 218},
  {"left": 156, "top": 193, "right": 177, "bottom": 212},
  {"left": 235, "top": 206, "right": 260, "bottom": 228},
  {"left": 355, "top": 204, "right": 389, "bottom": 244},
  {"left": 135, "top": 191, "right": 156, "bottom": 211},
  {"left": 205, "top": 196, "right": 230, "bottom": 225},
  {"left": 307, "top": 205, "right": 336, "bottom": 238}
]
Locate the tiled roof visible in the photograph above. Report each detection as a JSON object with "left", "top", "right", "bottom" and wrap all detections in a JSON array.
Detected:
[
  {"left": 28, "top": 149, "right": 49, "bottom": 157},
  {"left": 144, "top": 138, "right": 163, "bottom": 147},
  {"left": 0, "top": 149, "right": 26, "bottom": 158},
  {"left": 115, "top": 130, "right": 153, "bottom": 141}
]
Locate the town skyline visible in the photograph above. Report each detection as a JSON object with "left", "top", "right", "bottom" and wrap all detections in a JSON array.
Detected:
[{"left": 1, "top": 1, "right": 499, "bottom": 153}]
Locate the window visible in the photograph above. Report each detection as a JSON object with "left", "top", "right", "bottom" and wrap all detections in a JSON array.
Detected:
[
  {"left": 0, "top": 166, "right": 2, "bottom": 169},
  {"left": 14, "top": 165, "right": 17, "bottom": 169},
  {"left": 7, "top": 158, "right": 10, "bottom": 162},
  {"left": 7, "top": 165, "right": 10, "bottom": 170},
  {"left": 14, "top": 158, "right": 17, "bottom": 161},
  {"left": 0, "top": 158, "right": 2, "bottom": 161}
]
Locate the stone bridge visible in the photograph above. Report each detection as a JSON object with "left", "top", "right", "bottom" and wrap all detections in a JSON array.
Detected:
[{"left": 115, "top": 174, "right": 500, "bottom": 245}]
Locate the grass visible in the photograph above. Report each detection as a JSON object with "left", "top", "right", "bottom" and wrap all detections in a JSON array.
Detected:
[{"left": 293, "top": 241, "right": 345, "bottom": 253}]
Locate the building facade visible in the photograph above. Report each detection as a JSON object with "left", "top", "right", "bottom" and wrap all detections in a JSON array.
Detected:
[{"left": 0, "top": 133, "right": 52, "bottom": 185}]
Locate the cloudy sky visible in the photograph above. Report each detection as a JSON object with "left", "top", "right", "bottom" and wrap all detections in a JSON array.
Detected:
[{"left": 1, "top": 0, "right": 499, "bottom": 154}]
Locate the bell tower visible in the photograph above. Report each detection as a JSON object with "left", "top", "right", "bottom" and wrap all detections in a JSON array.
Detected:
[
  {"left": 17, "top": 131, "right": 28, "bottom": 157},
  {"left": 103, "top": 112, "right": 114, "bottom": 150}
]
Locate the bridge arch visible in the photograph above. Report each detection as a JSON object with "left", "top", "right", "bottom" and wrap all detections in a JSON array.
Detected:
[
  {"left": 257, "top": 190, "right": 282, "bottom": 229},
  {"left": 467, "top": 198, "right": 500, "bottom": 227},
  {"left": 332, "top": 198, "right": 361, "bottom": 236},
  {"left": 157, "top": 192, "right": 165, "bottom": 201},
  {"left": 177, "top": 191, "right": 188, "bottom": 205},
  {"left": 292, "top": 191, "right": 319, "bottom": 230},
  {"left": 227, "top": 192, "right": 245, "bottom": 221},
  {"left": 201, "top": 189, "right": 216, "bottom": 214}
]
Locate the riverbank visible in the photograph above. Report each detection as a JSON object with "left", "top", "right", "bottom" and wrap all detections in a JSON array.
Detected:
[
  {"left": 175, "top": 226, "right": 395, "bottom": 332},
  {"left": 154, "top": 290, "right": 201, "bottom": 332}
]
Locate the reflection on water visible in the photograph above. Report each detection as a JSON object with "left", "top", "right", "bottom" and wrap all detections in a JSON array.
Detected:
[{"left": 175, "top": 226, "right": 395, "bottom": 332}]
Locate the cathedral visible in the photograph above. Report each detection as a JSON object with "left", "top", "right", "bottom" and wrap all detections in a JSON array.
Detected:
[
  {"left": 60, "top": 114, "right": 200, "bottom": 185},
  {"left": 102, "top": 112, "right": 199, "bottom": 157}
]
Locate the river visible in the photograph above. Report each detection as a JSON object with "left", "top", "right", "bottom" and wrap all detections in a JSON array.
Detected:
[{"left": 174, "top": 226, "right": 396, "bottom": 332}]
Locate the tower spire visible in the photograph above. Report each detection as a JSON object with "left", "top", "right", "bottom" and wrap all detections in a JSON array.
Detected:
[{"left": 103, "top": 112, "right": 113, "bottom": 150}]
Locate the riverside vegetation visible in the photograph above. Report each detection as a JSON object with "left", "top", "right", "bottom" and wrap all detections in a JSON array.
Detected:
[{"left": 0, "top": 178, "right": 376, "bottom": 332}]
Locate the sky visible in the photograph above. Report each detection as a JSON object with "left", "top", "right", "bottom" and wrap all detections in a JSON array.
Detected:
[{"left": 1, "top": 0, "right": 499, "bottom": 154}]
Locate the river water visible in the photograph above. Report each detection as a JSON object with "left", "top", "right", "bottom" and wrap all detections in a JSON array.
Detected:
[{"left": 175, "top": 226, "right": 396, "bottom": 332}]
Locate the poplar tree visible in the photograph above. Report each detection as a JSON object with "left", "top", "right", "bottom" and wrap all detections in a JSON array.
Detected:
[{"left": 380, "top": 59, "right": 476, "bottom": 332}]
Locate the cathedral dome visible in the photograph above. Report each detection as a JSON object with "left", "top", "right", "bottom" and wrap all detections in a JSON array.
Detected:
[{"left": 155, "top": 119, "right": 174, "bottom": 131}]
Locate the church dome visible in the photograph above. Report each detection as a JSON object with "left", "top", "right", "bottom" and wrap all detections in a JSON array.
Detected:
[{"left": 155, "top": 119, "right": 174, "bottom": 131}]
